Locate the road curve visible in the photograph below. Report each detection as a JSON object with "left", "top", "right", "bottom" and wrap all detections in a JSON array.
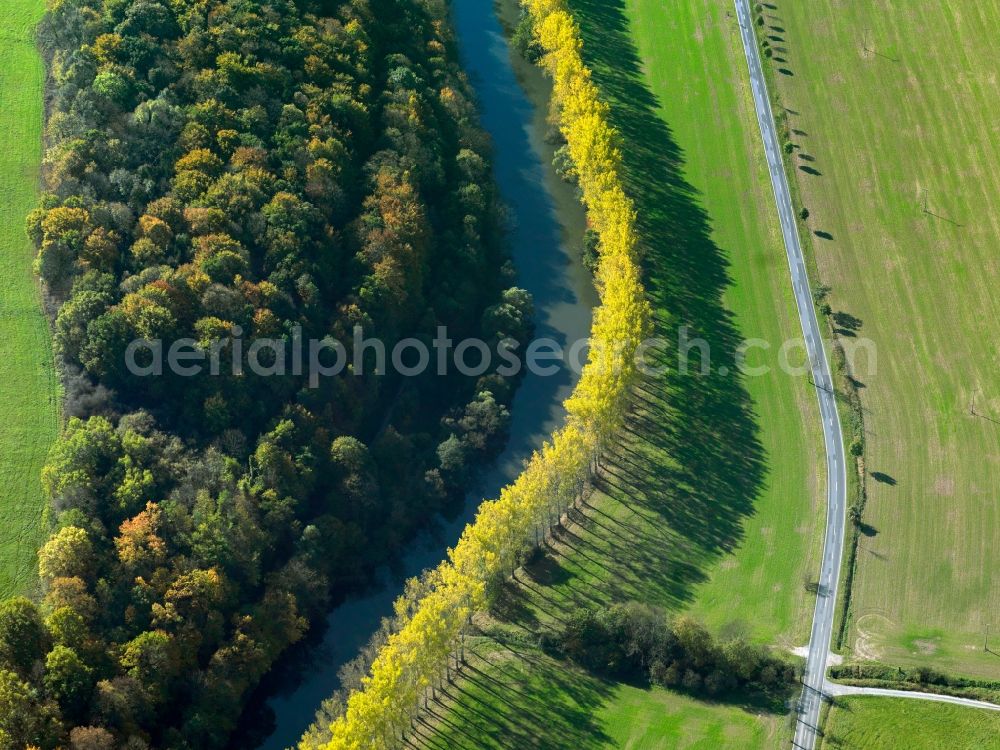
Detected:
[
  {"left": 824, "top": 681, "right": 1000, "bottom": 713},
  {"left": 732, "top": 1, "right": 848, "bottom": 748}
]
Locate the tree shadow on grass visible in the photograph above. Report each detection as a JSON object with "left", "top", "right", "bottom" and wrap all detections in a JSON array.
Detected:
[
  {"left": 870, "top": 471, "right": 896, "bottom": 485},
  {"left": 419, "top": 649, "right": 615, "bottom": 750},
  {"left": 418, "top": 637, "right": 794, "bottom": 750},
  {"left": 425, "top": 3, "right": 785, "bottom": 745},
  {"left": 561, "top": 0, "right": 766, "bottom": 598}
]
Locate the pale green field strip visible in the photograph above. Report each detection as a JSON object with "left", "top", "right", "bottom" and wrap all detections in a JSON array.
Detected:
[
  {"left": 421, "top": 638, "right": 786, "bottom": 750},
  {"left": 0, "top": 0, "right": 60, "bottom": 597},
  {"left": 597, "top": 682, "right": 784, "bottom": 750},
  {"left": 819, "top": 697, "right": 1000, "bottom": 749},
  {"left": 767, "top": 0, "right": 1000, "bottom": 678}
]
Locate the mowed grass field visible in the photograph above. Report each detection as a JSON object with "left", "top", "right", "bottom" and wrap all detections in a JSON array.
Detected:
[
  {"left": 763, "top": 1, "right": 1000, "bottom": 677},
  {"left": 416, "top": 0, "right": 825, "bottom": 746},
  {"left": 819, "top": 697, "right": 1000, "bottom": 749},
  {"left": 0, "top": 0, "right": 60, "bottom": 597}
]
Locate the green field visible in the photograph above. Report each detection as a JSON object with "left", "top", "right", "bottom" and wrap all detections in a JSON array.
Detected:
[
  {"left": 597, "top": 682, "right": 782, "bottom": 750},
  {"left": 762, "top": 0, "right": 1000, "bottom": 677},
  {"left": 820, "top": 697, "right": 1000, "bottom": 749},
  {"left": 0, "top": 0, "right": 60, "bottom": 597},
  {"left": 609, "top": 0, "right": 825, "bottom": 647},
  {"left": 417, "top": 0, "right": 827, "bottom": 745},
  {"left": 418, "top": 636, "right": 784, "bottom": 750}
]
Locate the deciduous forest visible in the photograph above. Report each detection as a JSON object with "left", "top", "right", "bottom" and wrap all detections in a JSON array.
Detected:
[{"left": 0, "top": 0, "right": 533, "bottom": 746}]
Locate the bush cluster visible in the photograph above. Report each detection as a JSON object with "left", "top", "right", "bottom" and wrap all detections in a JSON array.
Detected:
[{"left": 546, "top": 603, "right": 796, "bottom": 697}]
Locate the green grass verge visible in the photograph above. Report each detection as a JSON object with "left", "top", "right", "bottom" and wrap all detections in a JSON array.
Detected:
[
  {"left": 819, "top": 697, "right": 1000, "bottom": 749},
  {"left": 0, "top": 0, "right": 60, "bottom": 598},
  {"left": 761, "top": 0, "right": 1000, "bottom": 678}
]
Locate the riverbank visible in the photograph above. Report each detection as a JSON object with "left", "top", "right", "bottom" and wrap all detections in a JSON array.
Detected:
[{"left": 419, "top": 0, "right": 831, "bottom": 744}]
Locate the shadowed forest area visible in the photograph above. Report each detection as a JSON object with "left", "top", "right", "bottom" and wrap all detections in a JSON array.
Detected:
[{"left": 0, "top": 0, "right": 547, "bottom": 745}]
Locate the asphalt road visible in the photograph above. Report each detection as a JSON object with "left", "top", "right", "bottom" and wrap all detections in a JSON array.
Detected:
[
  {"left": 732, "top": 2, "right": 848, "bottom": 747},
  {"left": 733, "top": 1, "right": 1000, "bottom": 745}
]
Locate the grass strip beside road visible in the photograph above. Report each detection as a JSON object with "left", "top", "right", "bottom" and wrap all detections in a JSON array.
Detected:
[{"left": 819, "top": 696, "right": 1000, "bottom": 749}]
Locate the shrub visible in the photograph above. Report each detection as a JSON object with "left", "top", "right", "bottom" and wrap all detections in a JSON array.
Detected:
[{"left": 554, "top": 603, "right": 794, "bottom": 698}]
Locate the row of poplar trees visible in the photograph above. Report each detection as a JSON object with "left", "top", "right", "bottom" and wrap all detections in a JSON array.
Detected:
[{"left": 306, "top": 1, "right": 651, "bottom": 747}]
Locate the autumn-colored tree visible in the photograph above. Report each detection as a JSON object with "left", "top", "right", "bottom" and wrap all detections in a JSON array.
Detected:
[
  {"left": 115, "top": 503, "right": 167, "bottom": 574},
  {"left": 309, "top": 0, "right": 649, "bottom": 745},
  {"left": 69, "top": 726, "right": 116, "bottom": 750},
  {"left": 18, "top": 0, "right": 538, "bottom": 743},
  {"left": 43, "top": 579, "right": 97, "bottom": 623},
  {"left": 38, "top": 528, "right": 95, "bottom": 582}
]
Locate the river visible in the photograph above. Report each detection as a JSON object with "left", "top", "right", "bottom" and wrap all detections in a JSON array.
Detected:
[{"left": 254, "top": 0, "right": 596, "bottom": 745}]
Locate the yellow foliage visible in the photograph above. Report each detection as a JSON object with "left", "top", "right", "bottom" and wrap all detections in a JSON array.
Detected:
[{"left": 305, "top": 1, "right": 650, "bottom": 747}]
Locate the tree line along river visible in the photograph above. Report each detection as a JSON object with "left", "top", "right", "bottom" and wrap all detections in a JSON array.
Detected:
[{"left": 254, "top": 0, "right": 597, "bottom": 746}]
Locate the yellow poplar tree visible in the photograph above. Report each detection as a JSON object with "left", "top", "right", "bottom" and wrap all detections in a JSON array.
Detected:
[{"left": 305, "top": 1, "right": 651, "bottom": 746}]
